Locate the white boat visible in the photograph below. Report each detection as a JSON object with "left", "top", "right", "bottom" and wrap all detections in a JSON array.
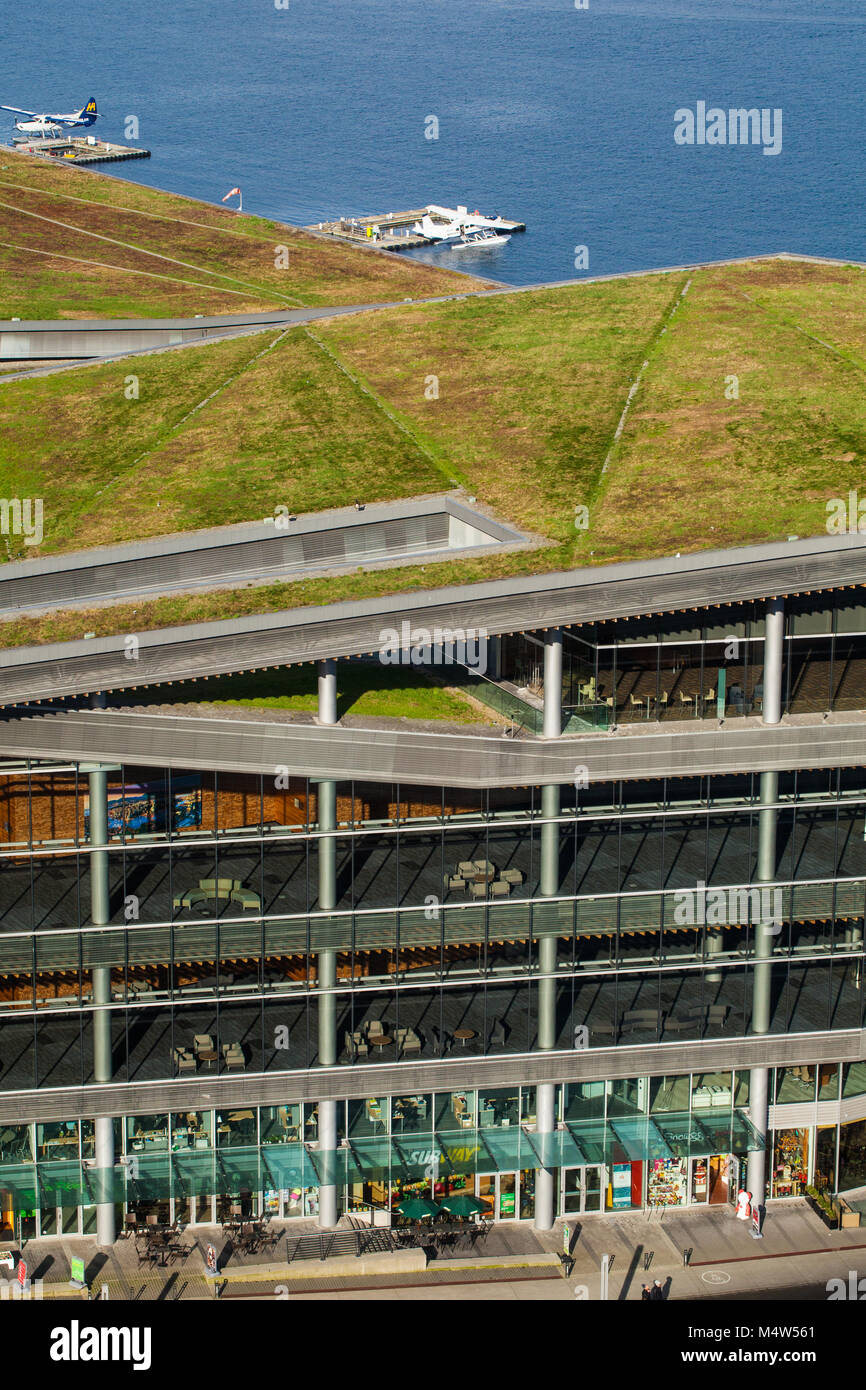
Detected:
[{"left": 449, "top": 226, "right": 511, "bottom": 250}]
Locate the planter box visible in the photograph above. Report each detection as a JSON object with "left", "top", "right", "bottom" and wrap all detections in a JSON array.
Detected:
[{"left": 806, "top": 1193, "right": 839, "bottom": 1230}]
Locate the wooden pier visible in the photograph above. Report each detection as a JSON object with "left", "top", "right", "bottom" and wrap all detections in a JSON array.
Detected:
[
  {"left": 307, "top": 205, "right": 525, "bottom": 251},
  {"left": 11, "top": 136, "right": 151, "bottom": 166}
]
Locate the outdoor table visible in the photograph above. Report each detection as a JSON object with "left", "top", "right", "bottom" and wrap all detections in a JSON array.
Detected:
[
  {"left": 454, "top": 1029, "right": 476, "bottom": 1046},
  {"left": 370, "top": 1035, "right": 393, "bottom": 1048},
  {"left": 198, "top": 1050, "right": 218, "bottom": 1069}
]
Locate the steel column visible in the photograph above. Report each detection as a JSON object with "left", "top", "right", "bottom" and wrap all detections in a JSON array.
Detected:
[
  {"left": 88, "top": 761, "right": 115, "bottom": 1246},
  {"left": 747, "top": 599, "right": 784, "bottom": 1218},
  {"left": 536, "top": 632, "right": 563, "bottom": 1230},
  {"left": 316, "top": 661, "right": 339, "bottom": 1228}
]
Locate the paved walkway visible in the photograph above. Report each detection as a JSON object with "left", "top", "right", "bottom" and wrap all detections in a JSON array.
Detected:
[
  {"left": 560, "top": 1200, "right": 866, "bottom": 1301},
  {"left": 14, "top": 1201, "right": 864, "bottom": 1301}
]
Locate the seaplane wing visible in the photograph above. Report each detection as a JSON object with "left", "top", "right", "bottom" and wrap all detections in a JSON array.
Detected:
[{"left": 1, "top": 98, "right": 98, "bottom": 128}]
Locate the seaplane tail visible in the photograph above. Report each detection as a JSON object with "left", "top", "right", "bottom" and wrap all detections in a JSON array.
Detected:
[
  {"left": 73, "top": 98, "right": 99, "bottom": 127},
  {"left": 413, "top": 213, "right": 463, "bottom": 242}
]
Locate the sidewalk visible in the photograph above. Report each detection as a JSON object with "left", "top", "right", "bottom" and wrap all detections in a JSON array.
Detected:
[
  {"left": 15, "top": 1201, "right": 865, "bottom": 1300},
  {"left": 559, "top": 1200, "right": 866, "bottom": 1300}
]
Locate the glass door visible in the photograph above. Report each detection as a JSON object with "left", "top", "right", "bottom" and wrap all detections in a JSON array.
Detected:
[
  {"left": 562, "top": 1169, "right": 583, "bottom": 1214},
  {"left": 477, "top": 1175, "right": 497, "bottom": 1220},
  {"left": 584, "top": 1165, "right": 603, "bottom": 1212},
  {"left": 561, "top": 1165, "right": 604, "bottom": 1213},
  {"left": 499, "top": 1174, "right": 517, "bottom": 1219}
]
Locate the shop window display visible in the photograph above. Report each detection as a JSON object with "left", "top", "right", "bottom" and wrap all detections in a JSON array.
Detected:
[
  {"left": 648, "top": 1157, "right": 687, "bottom": 1206},
  {"left": 772, "top": 1129, "right": 808, "bottom": 1197}
]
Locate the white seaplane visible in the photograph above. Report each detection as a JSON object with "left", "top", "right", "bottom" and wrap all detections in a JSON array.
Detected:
[
  {"left": 413, "top": 204, "right": 511, "bottom": 250},
  {"left": 2, "top": 96, "right": 98, "bottom": 138}
]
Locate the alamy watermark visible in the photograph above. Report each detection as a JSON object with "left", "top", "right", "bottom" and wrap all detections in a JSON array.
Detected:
[
  {"left": 674, "top": 103, "right": 782, "bottom": 156},
  {"left": 0, "top": 497, "right": 43, "bottom": 546},
  {"left": 673, "top": 879, "right": 783, "bottom": 935},
  {"left": 827, "top": 491, "right": 866, "bottom": 535},
  {"left": 378, "top": 621, "right": 488, "bottom": 674},
  {"left": 827, "top": 1271, "right": 866, "bottom": 1300}
]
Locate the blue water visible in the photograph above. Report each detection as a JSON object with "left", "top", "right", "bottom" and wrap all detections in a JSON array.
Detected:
[{"left": 2, "top": 0, "right": 864, "bottom": 285}]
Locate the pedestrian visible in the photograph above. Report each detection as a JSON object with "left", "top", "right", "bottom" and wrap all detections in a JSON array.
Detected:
[
  {"left": 650, "top": 1278, "right": 665, "bottom": 1301},
  {"left": 641, "top": 1283, "right": 652, "bottom": 1301}
]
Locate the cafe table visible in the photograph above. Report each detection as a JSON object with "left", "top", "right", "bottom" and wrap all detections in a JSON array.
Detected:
[{"left": 453, "top": 1029, "right": 476, "bottom": 1047}]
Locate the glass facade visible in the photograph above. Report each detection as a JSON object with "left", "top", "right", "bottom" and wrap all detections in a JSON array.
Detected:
[
  {"left": 495, "top": 592, "right": 866, "bottom": 728},
  {"left": 1, "top": 587, "right": 866, "bottom": 1236},
  {"left": 0, "top": 767, "right": 863, "bottom": 1089},
  {"left": 1, "top": 1061, "right": 862, "bottom": 1233}
]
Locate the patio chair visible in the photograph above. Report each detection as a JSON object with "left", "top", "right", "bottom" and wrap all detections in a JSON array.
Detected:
[
  {"left": 472, "top": 859, "right": 494, "bottom": 875},
  {"left": 173, "top": 1046, "right": 197, "bottom": 1074},
  {"left": 501, "top": 868, "right": 524, "bottom": 885},
  {"left": 446, "top": 875, "right": 466, "bottom": 893},
  {"left": 457, "top": 861, "right": 476, "bottom": 879},
  {"left": 193, "top": 1034, "right": 215, "bottom": 1055},
  {"left": 367, "top": 1019, "right": 385, "bottom": 1037},
  {"left": 401, "top": 1029, "right": 422, "bottom": 1055},
  {"left": 490, "top": 879, "right": 510, "bottom": 896},
  {"left": 223, "top": 1043, "right": 246, "bottom": 1070},
  {"left": 470, "top": 881, "right": 488, "bottom": 898}
]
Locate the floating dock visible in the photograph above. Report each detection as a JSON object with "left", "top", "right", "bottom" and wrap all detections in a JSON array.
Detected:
[
  {"left": 10, "top": 135, "right": 150, "bottom": 165},
  {"left": 307, "top": 203, "right": 525, "bottom": 251}
]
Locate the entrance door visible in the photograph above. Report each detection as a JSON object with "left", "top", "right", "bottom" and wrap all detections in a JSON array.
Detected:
[
  {"left": 708, "top": 1155, "right": 730, "bottom": 1204},
  {"left": 584, "top": 1165, "right": 603, "bottom": 1212},
  {"left": 560, "top": 1166, "right": 604, "bottom": 1214},
  {"left": 562, "top": 1169, "right": 583, "bottom": 1214},
  {"left": 476, "top": 1174, "right": 519, "bottom": 1220}
]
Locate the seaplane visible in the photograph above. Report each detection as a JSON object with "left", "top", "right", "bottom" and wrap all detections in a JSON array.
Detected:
[
  {"left": 413, "top": 204, "right": 511, "bottom": 250},
  {"left": 1, "top": 96, "right": 99, "bottom": 137}
]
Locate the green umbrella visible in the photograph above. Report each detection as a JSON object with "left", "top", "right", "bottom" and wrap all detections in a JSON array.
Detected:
[
  {"left": 393, "top": 1197, "right": 440, "bottom": 1219},
  {"left": 439, "top": 1193, "right": 486, "bottom": 1217}
]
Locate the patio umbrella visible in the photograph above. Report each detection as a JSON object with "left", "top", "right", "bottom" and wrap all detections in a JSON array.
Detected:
[
  {"left": 438, "top": 1193, "right": 486, "bottom": 1217},
  {"left": 393, "top": 1197, "right": 440, "bottom": 1219}
]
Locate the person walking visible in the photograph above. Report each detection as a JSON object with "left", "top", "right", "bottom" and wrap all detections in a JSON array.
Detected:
[
  {"left": 640, "top": 1283, "right": 652, "bottom": 1301},
  {"left": 650, "top": 1279, "right": 665, "bottom": 1301}
]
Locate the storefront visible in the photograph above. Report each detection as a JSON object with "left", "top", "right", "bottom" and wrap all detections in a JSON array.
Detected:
[{"left": 771, "top": 1128, "right": 809, "bottom": 1198}]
